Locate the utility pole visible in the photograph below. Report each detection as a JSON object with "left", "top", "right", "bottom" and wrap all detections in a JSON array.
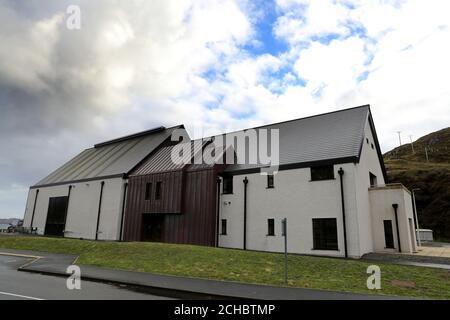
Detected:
[
  {"left": 396, "top": 131, "right": 402, "bottom": 146},
  {"left": 409, "top": 135, "right": 415, "bottom": 154}
]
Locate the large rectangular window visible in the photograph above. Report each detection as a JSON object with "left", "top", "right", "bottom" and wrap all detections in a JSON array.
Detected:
[
  {"left": 267, "top": 218, "right": 275, "bottom": 236},
  {"left": 221, "top": 219, "right": 227, "bottom": 235},
  {"left": 312, "top": 218, "right": 338, "bottom": 250},
  {"left": 155, "top": 181, "right": 162, "bottom": 200},
  {"left": 310, "top": 165, "right": 335, "bottom": 181},
  {"left": 383, "top": 220, "right": 395, "bottom": 249},
  {"left": 145, "top": 183, "right": 152, "bottom": 200},
  {"left": 223, "top": 176, "right": 233, "bottom": 194}
]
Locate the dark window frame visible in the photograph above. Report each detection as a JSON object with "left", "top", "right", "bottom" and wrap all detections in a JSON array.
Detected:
[
  {"left": 383, "top": 220, "right": 395, "bottom": 249},
  {"left": 312, "top": 218, "right": 339, "bottom": 251},
  {"left": 267, "top": 174, "right": 274, "bottom": 189},
  {"left": 222, "top": 176, "right": 233, "bottom": 194},
  {"left": 369, "top": 172, "right": 378, "bottom": 187},
  {"left": 267, "top": 218, "right": 275, "bottom": 236},
  {"left": 155, "top": 181, "right": 162, "bottom": 200},
  {"left": 310, "top": 165, "right": 335, "bottom": 181},
  {"left": 221, "top": 219, "right": 227, "bottom": 235},
  {"left": 145, "top": 182, "right": 152, "bottom": 201}
]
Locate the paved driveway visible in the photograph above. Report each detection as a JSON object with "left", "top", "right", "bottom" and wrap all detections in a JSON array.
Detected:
[
  {"left": 416, "top": 243, "right": 450, "bottom": 258},
  {"left": 0, "top": 255, "right": 173, "bottom": 300}
]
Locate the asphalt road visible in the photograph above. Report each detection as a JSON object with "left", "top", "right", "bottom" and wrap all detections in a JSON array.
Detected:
[{"left": 0, "top": 255, "right": 173, "bottom": 300}]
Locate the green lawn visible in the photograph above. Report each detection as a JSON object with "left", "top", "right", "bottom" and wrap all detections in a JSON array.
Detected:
[{"left": 1, "top": 235, "right": 449, "bottom": 299}]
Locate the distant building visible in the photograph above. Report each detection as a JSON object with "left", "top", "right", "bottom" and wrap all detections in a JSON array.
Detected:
[{"left": 23, "top": 105, "right": 418, "bottom": 258}]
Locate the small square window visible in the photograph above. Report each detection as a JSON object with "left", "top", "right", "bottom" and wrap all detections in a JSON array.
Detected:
[
  {"left": 145, "top": 183, "right": 152, "bottom": 201},
  {"left": 155, "top": 181, "right": 162, "bottom": 200},
  {"left": 221, "top": 219, "right": 227, "bottom": 235},
  {"left": 267, "top": 219, "right": 275, "bottom": 236},
  {"left": 223, "top": 176, "right": 233, "bottom": 194},
  {"left": 310, "top": 165, "right": 334, "bottom": 181},
  {"left": 267, "top": 174, "right": 274, "bottom": 188}
]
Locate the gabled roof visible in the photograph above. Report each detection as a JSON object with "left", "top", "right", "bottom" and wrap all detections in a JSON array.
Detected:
[
  {"left": 223, "top": 105, "right": 383, "bottom": 174},
  {"left": 32, "top": 125, "right": 185, "bottom": 188}
]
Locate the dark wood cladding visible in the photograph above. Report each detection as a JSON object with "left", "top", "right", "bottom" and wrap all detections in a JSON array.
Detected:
[
  {"left": 122, "top": 171, "right": 183, "bottom": 241},
  {"left": 123, "top": 168, "right": 219, "bottom": 246}
]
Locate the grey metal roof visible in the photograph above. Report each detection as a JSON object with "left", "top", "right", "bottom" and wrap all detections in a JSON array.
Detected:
[
  {"left": 224, "top": 105, "right": 371, "bottom": 172},
  {"left": 131, "top": 139, "right": 220, "bottom": 175},
  {"left": 33, "top": 126, "right": 184, "bottom": 187}
]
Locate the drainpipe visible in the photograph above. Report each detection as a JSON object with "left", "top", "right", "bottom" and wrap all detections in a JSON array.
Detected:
[
  {"left": 30, "top": 189, "right": 39, "bottom": 231},
  {"left": 216, "top": 177, "right": 221, "bottom": 247},
  {"left": 338, "top": 168, "right": 348, "bottom": 258},
  {"left": 62, "top": 185, "right": 72, "bottom": 237},
  {"left": 119, "top": 182, "right": 128, "bottom": 242},
  {"left": 392, "top": 204, "right": 401, "bottom": 253},
  {"left": 243, "top": 177, "right": 249, "bottom": 250},
  {"left": 95, "top": 181, "right": 105, "bottom": 241}
]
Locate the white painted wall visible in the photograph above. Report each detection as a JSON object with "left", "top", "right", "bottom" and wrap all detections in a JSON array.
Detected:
[
  {"left": 219, "top": 163, "right": 363, "bottom": 258},
  {"left": 369, "top": 185, "right": 417, "bottom": 253},
  {"left": 23, "top": 178, "right": 126, "bottom": 240},
  {"left": 354, "top": 117, "right": 387, "bottom": 256}
]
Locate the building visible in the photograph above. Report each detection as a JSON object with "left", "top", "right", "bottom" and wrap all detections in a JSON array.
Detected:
[
  {"left": 22, "top": 125, "right": 185, "bottom": 240},
  {"left": 23, "top": 105, "right": 418, "bottom": 258}
]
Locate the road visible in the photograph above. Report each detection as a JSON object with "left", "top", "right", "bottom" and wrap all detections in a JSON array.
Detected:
[{"left": 0, "top": 255, "right": 173, "bottom": 300}]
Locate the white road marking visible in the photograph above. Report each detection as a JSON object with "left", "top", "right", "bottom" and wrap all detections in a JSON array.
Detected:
[{"left": 0, "top": 291, "right": 44, "bottom": 300}]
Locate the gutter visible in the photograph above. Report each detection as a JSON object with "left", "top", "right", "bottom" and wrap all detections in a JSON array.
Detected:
[
  {"left": 392, "top": 204, "right": 402, "bottom": 253},
  {"left": 119, "top": 182, "right": 128, "bottom": 241},
  {"left": 95, "top": 181, "right": 105, "bottom": 241},
  {"left": 216, "top": 177, "right": 221, "bottom": 247},
  {"left": 30, "top": 189, "right": 39, "bottom": 229},
  {"left": 243, "top": 177, "right": 249, "bottom": 250},
  {"left": 338, "top": 168, "right": 348, "bottom": 258}
]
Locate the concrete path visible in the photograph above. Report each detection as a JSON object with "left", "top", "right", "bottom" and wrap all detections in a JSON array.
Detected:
[
  {"left": 0, "top": 249, "right": 408, "bottom": 300},
  {"left": 363, "top": 249, "right": 450, "bottom": 270}
]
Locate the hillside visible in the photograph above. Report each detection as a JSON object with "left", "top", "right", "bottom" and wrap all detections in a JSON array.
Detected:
[{"left": 383, "top": 127, "right": 450, "bottom": 240}]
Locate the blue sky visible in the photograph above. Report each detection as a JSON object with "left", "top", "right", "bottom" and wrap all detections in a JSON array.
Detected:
[{"left": 0, "top": 0, "right": 450, "bottom": 218}]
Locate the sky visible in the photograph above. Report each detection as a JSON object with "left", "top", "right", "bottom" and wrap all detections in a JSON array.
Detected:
[{"left": 0, "top": 0, "right": 449, "bottom": 218}]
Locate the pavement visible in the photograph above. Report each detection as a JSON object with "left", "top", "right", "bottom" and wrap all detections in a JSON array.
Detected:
[
  {"left": 0, "top": 254, "right": 173, "bottom": 300},
  {"left": 363, "top": 244, "right": 450, "bottom": 270},
  {"left": 0, "top": 248, "right": 408, "bottom": 300}
]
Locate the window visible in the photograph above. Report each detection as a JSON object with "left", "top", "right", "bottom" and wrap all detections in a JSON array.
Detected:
[
  {"left": 371, "top": 143, "right": 374, "bottom": 150},
  {"left": 312, "top": 218, "right": 338, "bottom": 250},
  {"left": 369, "top": 172, "right": 378, "bottom": 187},
  {"left": 223, "top": 176, "right": 233, "bottom": 194},
  {"left": 310, "top": 165, "right": 334, "bottom": 181},
  {"left": 267, "top": 219, "right": 275, "bottom": 236},
  {"left": 221, "top": 219, "right": 227, "bottom": 235},
  {"left": 267, "top": 174, "right": 274, "bottom": 188},
  {"left": 155, "top": 181, "right": 162, "bottom": 200},
  {"left": 383, "top": 220, "right": 395, "bottom": 249},
  {"left": 366, "top": 138, "right": 369, "bottom": 144},
  {"left": 145, "top": 183, "right": 152, "bottom": 200}
]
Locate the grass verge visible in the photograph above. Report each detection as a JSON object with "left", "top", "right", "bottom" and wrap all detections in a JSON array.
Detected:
[{"left": 0, "top": 235, "right": 449, "bottom": 299}]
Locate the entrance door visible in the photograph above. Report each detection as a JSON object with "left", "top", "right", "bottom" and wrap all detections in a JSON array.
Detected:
[
  {"left": 383, "top": 220, "right": 395, "bottom": 249},
  {"left": 142, "top": 214, "right": 164, "bottom": 242},
  {"left": 45, "top": 197, "right": 69, "bottom": 236}
]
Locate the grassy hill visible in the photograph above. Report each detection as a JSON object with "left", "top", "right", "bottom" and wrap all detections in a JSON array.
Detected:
[{"left": 384, "top": 127, "right": 450, "bottom": 240}]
